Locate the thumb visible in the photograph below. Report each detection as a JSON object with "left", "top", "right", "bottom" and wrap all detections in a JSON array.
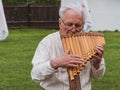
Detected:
[{"left": 65, "top": 48, "right": 71, "bottom": 54}]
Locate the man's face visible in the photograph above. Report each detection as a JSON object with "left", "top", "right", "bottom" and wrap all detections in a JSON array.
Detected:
[{"left": 59, "top": 9, "right": 84, "bottom": 36}]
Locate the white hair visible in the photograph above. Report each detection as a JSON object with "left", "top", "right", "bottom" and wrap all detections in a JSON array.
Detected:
[{"left": 59, "top": 1, "right": 85, "bottom": 20}]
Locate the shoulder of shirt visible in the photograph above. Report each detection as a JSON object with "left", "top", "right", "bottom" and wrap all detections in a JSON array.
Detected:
[
  {"left": 40, "top": 31, "right": 60, "bottom": 43},
  {"left": 44, "top": 31, "right": 60, "bottom": 39}
]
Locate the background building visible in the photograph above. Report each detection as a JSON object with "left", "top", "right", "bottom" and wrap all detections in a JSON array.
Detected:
[{"left": 88, "top": 0, "right": 120, "bottom": 31}]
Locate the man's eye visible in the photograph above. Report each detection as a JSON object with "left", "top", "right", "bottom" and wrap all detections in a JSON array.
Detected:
[
  {"left": 66, "top": 23, "right": 73, "bottom": 27},
  {"left": 75, "top": 24, "right": 81, "bottom": 27}
]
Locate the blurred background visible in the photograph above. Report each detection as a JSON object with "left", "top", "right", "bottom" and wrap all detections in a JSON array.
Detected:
[
  {"left": 2, "top": 0, "right": 120, "bottom": 31},
  {"left": 88, "top": 0, "right": 120, "bottom": 31}
]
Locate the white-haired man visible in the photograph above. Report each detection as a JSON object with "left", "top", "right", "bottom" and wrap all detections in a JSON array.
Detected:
[
  {"left": 60, "top": 0, "right": 92, "bottom": 32},
  {"left": 31, "top": 2, "right": 105, "bottom": 90}
]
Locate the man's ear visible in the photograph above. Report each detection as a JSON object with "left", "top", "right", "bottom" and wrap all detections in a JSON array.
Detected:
[
  {"left": 59, "top": 18, "right": 62, "bottom": 26},
  {"left": 59, "top": 18, "right": 63, "bottom": 29}
]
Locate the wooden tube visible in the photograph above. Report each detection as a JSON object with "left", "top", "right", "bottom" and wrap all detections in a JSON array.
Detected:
[
  {"left": 78, "top": 35, "right": 87, "bottom": 70},
  {"left": 68, "top": 37, "right": 77, "bottom": 77},
  {"left": 75, "top": 36, "right": 82, "bottom": 73},
  {"left": 71, "top": 36, "right": 80, "bottom": 75},
  {"left": 64, "top": 37, "right": 75, "bottom": 80},
  {"left": 83, "top": 34, "right": 90, "bottom": 60},
  {"left": 86, "top": 34, "right": 93, "bottom": 58},
  {"left": 62, "top": 37, "right": 74, "bottom": 80},
  {"left": 62, "top": 37, "right": 67, "bottom": 51}
]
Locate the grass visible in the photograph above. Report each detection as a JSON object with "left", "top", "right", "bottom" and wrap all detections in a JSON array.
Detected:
[
  {"left": 92, "top": 31, "right": 120, "bottom": 90},
  {"left": 0, "top": 28, "right": 56, "bottom": 90},
  {"left": 0, "top": 28, "right": 120, "bottom": 90}
]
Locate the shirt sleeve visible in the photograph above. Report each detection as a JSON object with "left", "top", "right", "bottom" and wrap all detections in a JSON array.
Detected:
[
  {"left": 90, "top": 58, "right": 106, "bottom": 79},
  {"left": 31, "top": 39, "right": 58, "bottom": 83}
]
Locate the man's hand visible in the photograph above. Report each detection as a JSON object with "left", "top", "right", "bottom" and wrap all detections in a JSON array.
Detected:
[
  {"left": 92, "top": 45, "right": 104, "bottom": 69},
  {"left": 51, "top": 49, "right": 83, "bottom": 69}
]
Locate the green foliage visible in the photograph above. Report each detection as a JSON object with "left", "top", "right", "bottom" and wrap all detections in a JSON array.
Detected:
[
  {"left": 114, "top": 29, "right": 119, "bottom": 32},
  {"left": 0, "top": 29, "right": 120, "bottom": 90}
]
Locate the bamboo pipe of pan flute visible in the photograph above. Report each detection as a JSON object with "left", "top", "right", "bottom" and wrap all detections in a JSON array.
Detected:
[
  {"left": 61, "top": 37, "right": 74, "bottom": 80},
  {"left": 61, "top": 32, "right": 105, "bottom": 80}
]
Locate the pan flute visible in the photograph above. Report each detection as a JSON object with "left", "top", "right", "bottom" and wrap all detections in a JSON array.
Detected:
[{"left": 61, "top": 32, "right": 105, "bottom": 80}]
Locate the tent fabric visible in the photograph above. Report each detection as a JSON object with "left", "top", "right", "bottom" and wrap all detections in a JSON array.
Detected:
[{"left": 0, "top": 0, "right": 9, "bottom": 41}]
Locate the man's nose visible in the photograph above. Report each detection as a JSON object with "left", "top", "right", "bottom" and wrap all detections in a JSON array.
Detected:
[{"left": 71, "top": 25, "right": 77, "bottom": 32}]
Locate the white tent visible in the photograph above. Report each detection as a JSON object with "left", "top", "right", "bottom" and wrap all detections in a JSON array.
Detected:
[
  {"left": 0, "top": 0, "right": 9, "bottom": 41},
  {"left": 88, "top": 0, "right": 120, "bottom": 31}
]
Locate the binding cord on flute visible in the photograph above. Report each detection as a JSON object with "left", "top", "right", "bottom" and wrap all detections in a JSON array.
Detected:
[{"left": 61, "top": 32, "right": 105, "bottom": 80}]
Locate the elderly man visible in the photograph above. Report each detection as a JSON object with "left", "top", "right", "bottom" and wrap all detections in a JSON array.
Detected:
[
  {"left": 60, "top": 0, "right": 92, "bottom": 32},
  {"left": 31, "top": 2, "right": 105, "bottom": 90}
]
